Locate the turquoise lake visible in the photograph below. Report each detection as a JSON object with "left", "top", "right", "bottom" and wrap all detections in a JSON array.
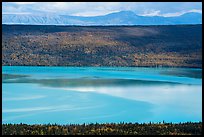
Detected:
[{"left": 2, "top": 66, "right": 202, "bottom": 124}]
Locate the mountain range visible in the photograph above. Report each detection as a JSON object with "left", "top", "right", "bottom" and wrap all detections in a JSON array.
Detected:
[{"left": 2, "top": 11, "right": 202, "bottom": 25}]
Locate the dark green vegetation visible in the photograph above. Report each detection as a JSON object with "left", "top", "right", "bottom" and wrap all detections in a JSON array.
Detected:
[
  {"left": 2, "top": 74, "right": 29, "bottom": 81},
  {"left": 2, "top": 122, "right": 202, "bottom": 135},
  {"left": 2, "top": 25, "right": 202, "bottom": 68},
  {"left": 3, "top": 74, "right": 184, "bottom": 88},
  {"left": 160, "top": 69, "right": 202, "bottom": 79}
]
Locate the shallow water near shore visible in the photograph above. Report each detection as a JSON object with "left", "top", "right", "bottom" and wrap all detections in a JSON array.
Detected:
[{"left": 2, "top": 66, "right": 202, "bottom": 124}]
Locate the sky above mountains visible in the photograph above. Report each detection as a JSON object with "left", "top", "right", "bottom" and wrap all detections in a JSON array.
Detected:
[{"left": 2, "top": 2, "right": 202, "bottom": 17}]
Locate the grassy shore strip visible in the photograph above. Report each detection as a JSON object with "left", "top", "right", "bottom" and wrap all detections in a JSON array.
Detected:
[{"left": 2, "top": 122, "right": 202, "bottom": 135}]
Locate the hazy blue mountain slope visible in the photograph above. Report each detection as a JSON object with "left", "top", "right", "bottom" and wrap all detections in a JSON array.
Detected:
[{"left": 2, "top": 11, "right": 202, "bottom": 25}]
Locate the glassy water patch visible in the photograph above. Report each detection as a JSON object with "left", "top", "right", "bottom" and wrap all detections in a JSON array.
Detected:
[{"left": 2, "top": 66, "right": 202, "bottom": 124}]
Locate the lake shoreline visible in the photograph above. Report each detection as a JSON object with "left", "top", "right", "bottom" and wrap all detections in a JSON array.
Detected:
[{"left": 2, "top": 65, "right": 202, "bottom": 69}]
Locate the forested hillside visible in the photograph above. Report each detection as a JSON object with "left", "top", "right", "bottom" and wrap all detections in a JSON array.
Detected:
[{"left": 2, "top": 25, "right": 202, "bottom": 67}]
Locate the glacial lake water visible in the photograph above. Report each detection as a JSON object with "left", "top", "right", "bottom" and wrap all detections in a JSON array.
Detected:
[{"left": 2, "top": 66, "right": 202, "bottom": 124}]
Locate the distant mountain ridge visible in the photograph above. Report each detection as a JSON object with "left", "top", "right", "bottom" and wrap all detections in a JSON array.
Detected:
[{"left": 2, "top": 11, "right": 202, "bottom": 25}]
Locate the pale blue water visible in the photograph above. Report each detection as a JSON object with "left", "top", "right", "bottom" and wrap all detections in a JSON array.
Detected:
[{"left": 2, "top": 66, "right": 202, "bottom": 124}]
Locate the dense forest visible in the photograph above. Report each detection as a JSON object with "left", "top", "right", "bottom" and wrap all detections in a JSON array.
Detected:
[
  {"left": 2, "top": 25, "right": 202, "bottom": 68},
  {"left": 2, "top": 122, "right": 202, "bottom": 135}
]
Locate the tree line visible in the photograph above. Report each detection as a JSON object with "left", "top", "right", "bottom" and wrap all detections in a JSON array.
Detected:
[{"left": 2, "top": 122, "right": 202, "bottom": 135}]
